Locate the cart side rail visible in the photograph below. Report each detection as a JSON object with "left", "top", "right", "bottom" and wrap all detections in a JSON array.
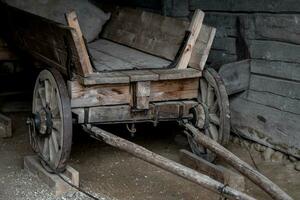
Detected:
[
  {"left": 101, "top": 7, "right": 216, "bottom": 71},
  {"left": 0, "top": 2, "right": 88, "bottom": 77}
]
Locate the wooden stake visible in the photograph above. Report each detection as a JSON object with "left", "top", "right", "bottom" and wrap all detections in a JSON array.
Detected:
[
  {"left": 86, "top": 125, "right": 255, "bottom": 200},
  {"left": 65, "top": 11, "right": 93, "bottom": 76},
  {"left": 176, "top": 9, "right": 204, "bottom": 69},
  {"left": 183, "top": 123, "right": 293, "bottom": 200}
]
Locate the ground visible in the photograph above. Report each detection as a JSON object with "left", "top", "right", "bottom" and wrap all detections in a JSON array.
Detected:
[{"left": 0, "top": 112, "right": 299, "bottom": 200}]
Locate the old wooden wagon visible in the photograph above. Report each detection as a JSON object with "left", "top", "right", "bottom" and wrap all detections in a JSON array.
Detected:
[{"left": 1, "top": 2, "right": 292, "bottom": 200}]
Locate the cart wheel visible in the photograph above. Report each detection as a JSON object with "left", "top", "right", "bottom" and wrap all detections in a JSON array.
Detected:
[
  {"left": 187, "top": 68, "right": 230, "bottom": 162},
  {"left": 29, "top": 69, "right": 72, "bottom": 172}
]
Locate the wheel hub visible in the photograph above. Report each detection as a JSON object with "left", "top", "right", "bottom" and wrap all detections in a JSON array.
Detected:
[
  {"left": 33, "top": 107, "right": 53, "bottom": 137},
  {"left": 190, "top": 103, "right": 210, "bottom": 130}
]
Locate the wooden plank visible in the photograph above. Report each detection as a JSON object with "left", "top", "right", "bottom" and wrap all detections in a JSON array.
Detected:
[
  {"left": 102, "top": 7, "right": 213, "bottom": 69},
  {"left": 88, "top": 39, "right": 171, "bottom": 72},
  {"left": 218, "top": 59, "right": 250, "bottom": 95},
  {"left": 192, "top": 26, "right": 216, "bottom": 70},
  {"left": 176, "top": 9, "right": 204, "bottom": 69},
  {"left": 69, "top": 80, "right": 131, "bottom": 108},
  {"left": 152, "top": 68, "right": 201, "bottom": 80},
  {"left": 244, "top": 90, "right": 300, "bottom": 115},
  {"left": 71, "top": 78, "right": 198, "bottom": 108},
  {"left": 230, "top": 95, "right": 300, "bottom": 159},
  {"left": 135, "top": 81, "right": 151, "bottom": 109},
  {"left": 248, "top": 40, "right": 300, "bottom": 64},
  {"left": 1, "top": 4, "right": 84, "bottom": 76},
  {"left": 249, "top": 75, "right": 300, "bottom": 99},
  {"left": 102, "top": 7, "right": 188, "bottom": 61},
  {"left": 189, "top": 0, "right": 300, "bottom": 12},
  {"left": 65, "top": 11, "right": 93, "bottom": 76},
  {"left": 150, "top": 78, "right": 199, "bottom": 102},
  {"left": 79, "top": 72, "right": 130, "bottom": 85},
  {"left": 250, "top": 60, "right": 300, "bottom": 82},
  {"left": 121, "top": 70, "right": 159, "bottom": 82},
  {"left": 87, "top": 101, "right": 196, "bottom": 123},
  {"left": 24, "top": 155, "right": 79, "bottom": 196}
]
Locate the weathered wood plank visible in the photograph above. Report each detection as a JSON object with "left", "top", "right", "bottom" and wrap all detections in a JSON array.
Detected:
[
  {"left": 79, "top": 72, "right": 130, "bottom": 85},
  {"left": 248, "top": 40, "right": 300, "bottom": 63},
  {"left": 218, "top": 59, "right": 250, "bottom": 95},
  {"left": 189, "top": 0, "right": 300, "bottom": 12},
  {"left": 135, "top": 81, "right": 151, "bottom": 109},
  {"left": 1, "top": 4, "right": 84, "bottom": 76},
  {"left": 240, "top": 14, "right": 300, "bottom": 45},
  {"left": 249, "top": 75, "right": 300, "bottom": 99},
  {"left": 245, "top": 90, "right": 300, "bottom": 115},
  {"left": 121, "top": 70, "right": 159, "bottom": 82},
  {"left": 102, "top": 7, "right": 188, "bottom": 60},
  {"left": 65, "top": 11, "right": 93, "bottom": 76},
  {"left": 250, "top": 60, "right": 300, "bottom": 82},
  {"left": 102, "top": 7, "right": 213, "bottom": 69},
  {"left": 87, "top": 101, "right": 197, "bottom": 123},
  {"left": 88, "top": 39, "right": 171, "bottom": 71},
  {"left": 230, "top": 95, "right": 300, "bottom": 159},
  {"left": 151, "top": 68, "right": 201, "bottom": 80},
  {"left": 176, "top": 9, "right": 204, "bottom": 69},
  {"left": 190, "top": 26, "right": 216, "bottom": 70},
  {"left": 69, "top": 81, "right": 131, "bottom": 108},
  {"left": 71, "top": 78, "right": 199, "bottom": 108}
]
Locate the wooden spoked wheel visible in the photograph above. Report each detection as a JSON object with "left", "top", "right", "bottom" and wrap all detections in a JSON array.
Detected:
[
  {"left": 29, "top": 69, "right": 72, "bottom": 172},
  {"left": 188, "top": 68, "right": 230, "bottom": 162}
]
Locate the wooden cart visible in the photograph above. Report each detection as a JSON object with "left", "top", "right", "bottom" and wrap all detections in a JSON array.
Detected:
[
  {"left": 1, "top": 3, "right": 230, "bottom": 171},
  {"left": 1, "top": 3, "right": 294, "bottom": 200}
]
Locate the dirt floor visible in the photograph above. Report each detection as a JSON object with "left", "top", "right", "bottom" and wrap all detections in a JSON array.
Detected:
[{"left": 0, "top": 112, "right": 299, "bottom": 200}]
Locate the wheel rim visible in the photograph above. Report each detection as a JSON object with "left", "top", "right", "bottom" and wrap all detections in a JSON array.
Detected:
[
  {"left": 30, "top": 69, "right": 72, "bottom": 172},
  {"left": 188, "top": 68, "right": 230, "bottom": 162}
]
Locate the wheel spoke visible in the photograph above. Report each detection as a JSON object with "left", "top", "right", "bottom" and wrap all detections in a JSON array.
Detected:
[
  {"left": 42, "top": 137, "right": 49, "bottom": 160},
  {"left": 207, "top": 85, "right": 214, "bottom": 107},
  {"left": 210, "top": 100, "right": 218, "bottom": 113},
  {"left": 209, "top": 114, "right": 220, "bottom": 126},
  {"left": 49, "top": 137, "right": 55, "bottom": 162},
  {"left": 51, "top": 132, "right": 59, "bottom": 153},
  {"left": 45, "top": 80, "right": 51, "bottom": 105},
  {"left": 52, "top": 118, "right": 62, "bottom": 132},
  {"left": 200, "top": 79, "right": 208, "bottom": 103},
  {"left": 208, "top": 124, "right": 219, "bottom": 141},
  {"left": 38, "top": 87, "right": 46, "bottom": 108},
  {"left": 52, "top": 129, "right": 61, "bottom": 148}
]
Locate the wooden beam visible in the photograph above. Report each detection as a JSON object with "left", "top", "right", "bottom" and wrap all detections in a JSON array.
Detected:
[
  {"left": 69, "top": 78, "right": 199, "bottom": 108},
  {"left": 176, "top": 9, "right": 204, "bottom": 69},
  {"left": 65, "top": 11, "right": 93, "bottom": 76},
  {"left": 135, "top": 81, "right": 151, "bottom": 110},
  {"left": 86, "top": 125, "right": 255, "bottom": 200},
  {"left": 183, "top": 123, "right": 293, "bottom": 200}
]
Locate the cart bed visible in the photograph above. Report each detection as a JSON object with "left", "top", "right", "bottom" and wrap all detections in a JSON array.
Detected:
[{"left": 88, "top": 39, "right": 171, "bottom": 72}]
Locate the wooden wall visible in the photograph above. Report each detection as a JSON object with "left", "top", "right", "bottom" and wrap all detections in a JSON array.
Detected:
[{"left": 187, "top": 0, "right": 300, "bottom": 158}]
